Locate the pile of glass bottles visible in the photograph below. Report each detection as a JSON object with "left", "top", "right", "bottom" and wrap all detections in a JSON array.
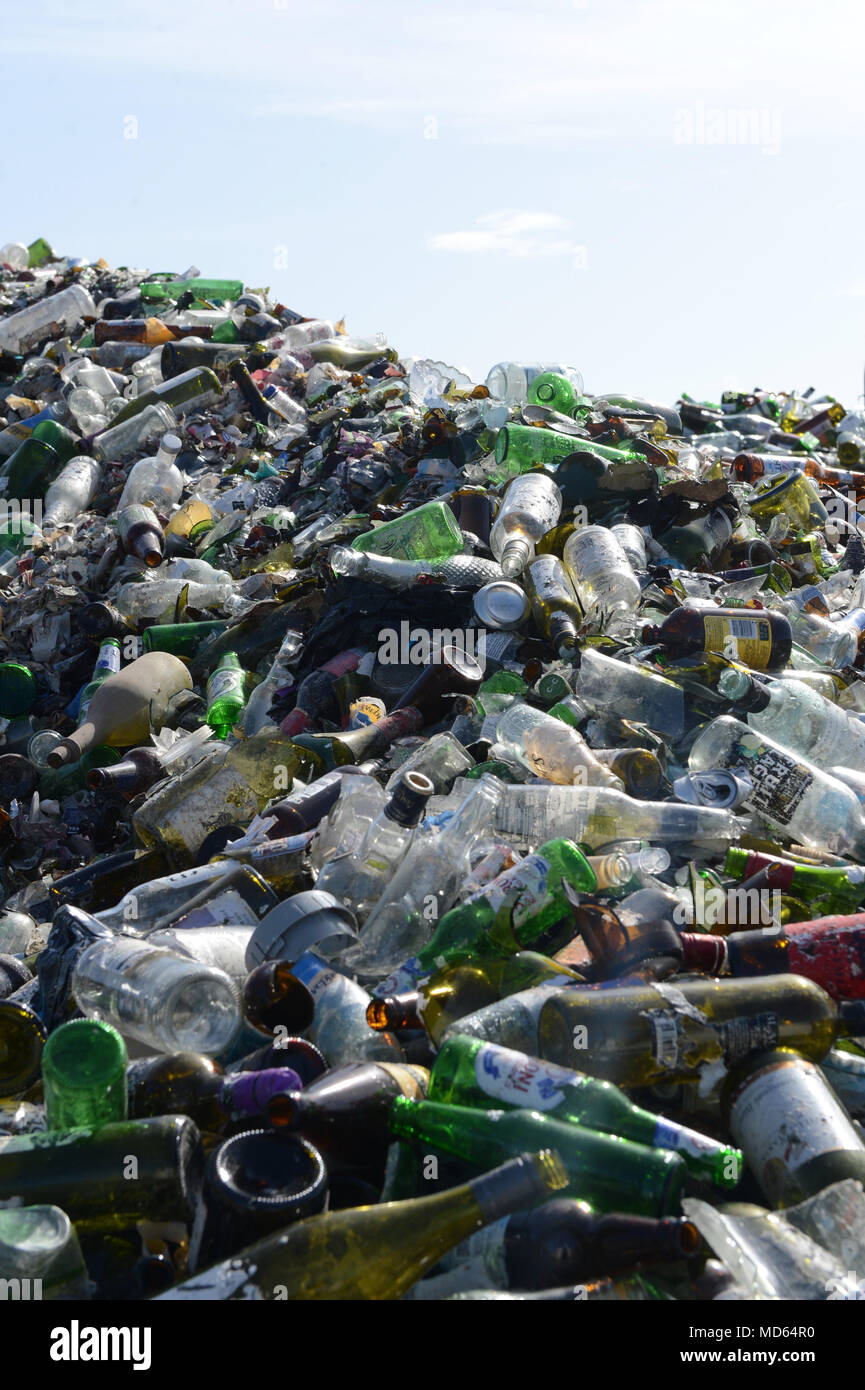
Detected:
[{"left": 2, "top": 236, "right": 865, "bottom": 1300}]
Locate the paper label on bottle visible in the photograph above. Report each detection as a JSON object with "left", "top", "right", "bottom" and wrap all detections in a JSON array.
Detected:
[
  {"left": 717, "top": 1012, "right": 779, "bottom": 1064},
  {"left": 470, "top": 853, "right": 551, "bottom": 928},
  {"left": 703, "top": 614, "right": 773, "bottom": 667},
  {"left": 473, "top": 1043, "right": 581, "bottom": 1111},
  {"left": 729, "top": 1056, "right": 863, "bottom": 1202},
  {"left": 652, "top": 1117, "right": 722, "bottom": 1162},
  {"left": 735, "top": 738, "right": 814, "bottom": 826},
  {"left": 289, "top": 952, "right": 337, "bottom": 998},
  {"left": 644, "top": 1009, "right": 680, "bottom": 1070}
]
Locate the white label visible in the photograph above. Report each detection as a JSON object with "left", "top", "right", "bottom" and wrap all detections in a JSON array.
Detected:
[
  {"left": 728, "top": 618, "right": 761, "bottom": 639},
  {"left": 470, "top": 853, "right": 551, "bottom": 927},
  {"left": 474, "top": 1043, "right": 581, "bottom": 1111},
  {"left": 653, "top": 1116, "right": 722, "bottom": 1162},
  {"left": 644, "top": 1009, "right": 680, "bottom": 1070},
  {"left": 730, "top": 1056, "right": 864, "bottom": 1203}
]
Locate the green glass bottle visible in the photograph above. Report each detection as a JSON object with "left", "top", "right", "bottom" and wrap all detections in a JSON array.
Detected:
[
  {"left": 31, "top": 418, "right": 79, "bottom": 463},
  {"left": 206, "top": 652, "right": 249, "bottom": 739},
  {"left": 106, "top": 366, "right": 223, "bottom": 429},
  {"left": 527, "top": 372, "right": 585, "bottom": 417},
  {"left": 0, "top": 435, "right": 61, "bottom": 500},
  {"left": 159, "top": 1149, "right": 566, "bottom": 1300},
  {"left": 0, "top": 661, "right": 36, "bottom": 718},
  {"left": 143, "top": 619, "right": 229, "bottom": 659},
  {"left": 724, "top": 846, "right": 865, "bottom": 914},
  {"left": 389, "top": 839, "right": 597, "bottom": 988},
  {"left": 350, "top": 499, "right": 463, "bottom": 562},
  {"left": 139, "top": 277, "right": 244, "bottom": 304},
  {"left": 76, "top": 637, "right": 121, "bottom": 726},
  {"left": 389, "top": 1097, "right": 686, "bottom": 1217},
  {"left": 41, "top": 1019, "right": 128, "bottom": 1131},
  {"left": 494, "top": 424, "right": 581, "bottom": 474},
  {"left": 429, "top": 1036, "right": 741, "bottom": 1188},
  {"left": 0, "top": 1116, "right": 203, "bottom": 1228}
]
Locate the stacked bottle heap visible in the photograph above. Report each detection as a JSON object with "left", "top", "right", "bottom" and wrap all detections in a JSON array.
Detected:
[{"left": 4, "top": 237, "right": 865, "bottom": 1300}]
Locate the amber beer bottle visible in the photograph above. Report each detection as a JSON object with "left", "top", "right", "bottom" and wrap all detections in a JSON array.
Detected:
[{"left": 642, "top": 607, "right": 792, "bottom": 671}]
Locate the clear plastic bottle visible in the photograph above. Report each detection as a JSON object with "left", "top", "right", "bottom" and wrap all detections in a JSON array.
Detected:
[
  {"left": 118, "top": 433, "right": 184, "bottom": 510},
  {"left": 262, "top": 383, "right": 307, "bottom": 429},
  {"left": 72, "top": 937, "right": 240, "bottom": 1054},
  {"left": 489, "top": 473, "right": 563, "bottom": 578},
  {"left": 563, "top": 526, "right": 641, "bottom": 623}
]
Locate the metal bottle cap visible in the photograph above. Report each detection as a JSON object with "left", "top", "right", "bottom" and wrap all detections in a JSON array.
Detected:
[{"left": 472, "top": 580, "right": 531, "bottom": 631}]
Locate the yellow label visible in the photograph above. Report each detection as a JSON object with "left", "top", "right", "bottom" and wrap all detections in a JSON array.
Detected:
[{"left": 703, "top": 614, "right": 773, "bottom": 669}]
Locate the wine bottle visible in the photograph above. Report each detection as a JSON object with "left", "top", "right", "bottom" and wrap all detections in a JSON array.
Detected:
[
  {"left": 722, "top": 1047, "right": 865, "bottom": 1208},
  {"left": 538, "top": 974, "right": 865, "bottom": 1087},
  {"left": 46, "top": 652, "right": 193, "bottom": 768},
  {"left": 157, "top": 1149, "right": 567, "bottom": 1299},
  {"left": 403, "top": 1199, "right": 699, "bottom": 1296},
  {"left": 0, "top": 1116, "right": 203, "bottom": 1228}
]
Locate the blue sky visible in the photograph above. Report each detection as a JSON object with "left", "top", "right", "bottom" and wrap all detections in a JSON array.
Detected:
[{"left": 5, "top": 0, "right": 865, "bottom": 407}]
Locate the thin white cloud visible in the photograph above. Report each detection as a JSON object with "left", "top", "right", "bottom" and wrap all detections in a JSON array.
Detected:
[{"left": 426, "top": 210, "right": 581, "bottom": 259}]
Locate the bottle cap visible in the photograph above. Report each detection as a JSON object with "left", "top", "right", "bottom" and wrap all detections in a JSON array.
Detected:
[{"left": 244, "top": 890, "right": 359, "bottom": 971}]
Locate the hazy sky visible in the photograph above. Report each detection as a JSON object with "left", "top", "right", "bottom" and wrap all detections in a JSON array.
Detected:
[{"left": 5, "top": 0, "right": 865, "bottom": 407}]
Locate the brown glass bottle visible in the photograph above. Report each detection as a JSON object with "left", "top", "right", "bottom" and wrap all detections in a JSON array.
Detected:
[
  {"left": 118, "top": 504, "right": 165, "bottom": 567},
  {"left": 242, "top": 961, "right": 316, "bottom": 1035},
  {"left": 394, "top": 647, "right": 484, "bottom": 722},
  {"left": 93, "top": 319, "right": 212, "bottom": 346},
  {"left": 642, "top": 607, "right": 792, "bottom": 671},
  {"left": 268, "top": 1060, "right": 429, "bottom": 1168}
]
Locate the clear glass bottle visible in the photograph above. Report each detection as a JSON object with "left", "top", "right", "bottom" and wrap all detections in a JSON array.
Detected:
[
  {"left": 288, "top": 951, "right": 403, "bottom": 1067},
  {"left": 41, "top": 455, "right": 103, "bottom": 527},
  {"left": 688, "top": 714, "right": 865, "bottom": 856},
  {"left": 72, "top": 936, "right": 241, "bottom": 1054},
  {"left": 490, "top": 473, "right": 563, "bottom": 578},
  {"left": 573, "top": 648, "right": 685, "bottom": 738},
  {"left": 92, "top": 402, "right": 178, "bottom": 464},
  {"left": 494, "top": 702, "right": 619, "bottom": 786},
  {"left": 563, "top": 525, "right": 641, "bottom": 623},
  {"left": 118, "top": 432, "right": 184, "bottom": 510},
  {"left": 315, "top": 772, "right": 434, "bottom": 921},
  {"left": 344, "top": 779, "right": 502, "bottom": 979}
]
